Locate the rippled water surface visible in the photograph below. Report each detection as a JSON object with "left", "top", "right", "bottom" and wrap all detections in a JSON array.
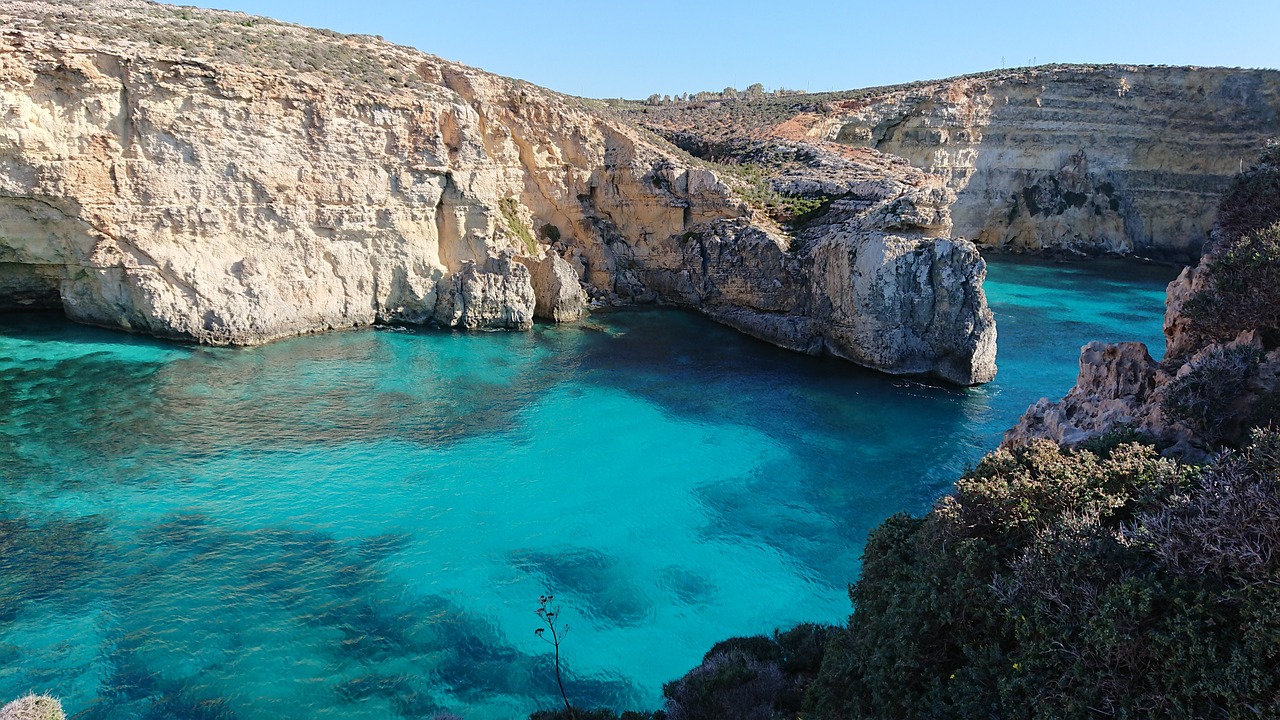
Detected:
[{"left": 0, "top": 256, "right": 1176, "bottom": 718}]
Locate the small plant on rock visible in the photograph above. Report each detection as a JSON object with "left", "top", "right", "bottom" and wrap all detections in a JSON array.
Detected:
[{"left": 536, "top": 594, "right": 574, "bottom": 719}]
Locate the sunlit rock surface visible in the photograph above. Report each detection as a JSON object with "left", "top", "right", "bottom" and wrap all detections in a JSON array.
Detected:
[{"left": 0, "top": 0, "right": 995, "bottom": 382}]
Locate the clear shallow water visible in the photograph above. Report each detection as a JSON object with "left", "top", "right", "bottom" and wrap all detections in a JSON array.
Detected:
[{"left": 0, "top": 256, "right": 1176, "bottom": 719}]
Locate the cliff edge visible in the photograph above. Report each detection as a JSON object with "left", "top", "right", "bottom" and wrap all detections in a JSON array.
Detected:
[
  {"left": 620, "top": 65, "right": 1280, "bottom": 261},
  {"left": 0, "top": 0, "right": 995, "bottom": 384}
]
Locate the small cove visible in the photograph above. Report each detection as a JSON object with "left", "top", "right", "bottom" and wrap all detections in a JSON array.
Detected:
[{"left": 0, "top": 255, "right": 1177, "bottom": 719}]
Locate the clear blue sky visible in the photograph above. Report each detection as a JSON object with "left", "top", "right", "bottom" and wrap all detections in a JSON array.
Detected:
[{"left": 183, "top": 0, "right": 1280, "bottom": 99}]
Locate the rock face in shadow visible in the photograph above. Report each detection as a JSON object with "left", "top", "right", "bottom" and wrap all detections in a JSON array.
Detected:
[{"left": 0, "top": 0, "right": 995, "bottom": 383}]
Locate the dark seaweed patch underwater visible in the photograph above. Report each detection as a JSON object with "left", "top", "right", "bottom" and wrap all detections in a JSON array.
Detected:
[{"left": 0, "top": 256, "right": 1176, "bottom": 718}]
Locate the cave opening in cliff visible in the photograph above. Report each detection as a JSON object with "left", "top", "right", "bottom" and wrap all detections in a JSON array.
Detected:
[{"left": 0, "top": 262, "right": 66, "bottom": 316}]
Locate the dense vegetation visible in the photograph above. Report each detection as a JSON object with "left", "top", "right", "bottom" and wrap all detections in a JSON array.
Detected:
[
  {"left": 1184, "top": 144, "right": 1280, "bottom": 349},
  {"left": 1215, "top": 143, "right": 1280, "bottom": 245},
  {"left": 1185, "top": 220, "right": 1280, "bottom": 348},
  {"left": 806, "top": 433, "right": 1280, "bottom": 718}
]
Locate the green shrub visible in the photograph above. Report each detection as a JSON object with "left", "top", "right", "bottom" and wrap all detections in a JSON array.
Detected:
[
  {"left": 1215, "top": 141, "right": 1280, "bottom": 244},
  {"left": 499, "top": 198, "right": 538, "bottom": 254},
  {"left": 701, "top": 635, "right": 780, "bottom": 665},
  {"left": 688, "top": 624, "right": 837, "bottom": 715},
  {"left": 1134, "top": 429, "right": 1280, "bottom": 583},
  {"left": 802, "top": 437, "right": 1280, "bottom": 719},
  {"left": 662, "top": 651, "right": 785, "bottom": 720},
  {"left": 1185, "top": 221, "right": 1280, "bottom": 348},
  {"left": 1161, "top": 344, "right": 1266, "bottom": 446}
]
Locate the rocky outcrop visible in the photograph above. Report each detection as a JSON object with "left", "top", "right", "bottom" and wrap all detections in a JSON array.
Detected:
[
  {"left": 823, "top": 65, "right": 1280, "bottom": 260},
  {"left": 1162, "top": 263, "right": 1210, "bottom": 360},
  {"left": 432, "top": 251, "right": 535, "bottom": 330},
  {"left": 0, "top": 694, "right": 65, "bottom": 720},
  {"left": 0, "top": 0, "right": 995, "bottom": 383},
  {"left": 1006, "top": 330, "right": 1280, "bottom": 458},
  {"left": 1004, "top": 341, "right": 1167, "bottom": 448},
  {"left": 806, "top": 233, "right": 995, "bottom": 383},
  {"left": 521, "top": 251, "right": 585, "bottom": 323},
  {"left": 1006, "top": 142, "right": 1280, "bottom": 452},
  {"left": 626, "top": 146, "right": 996, "bottom": 384}
]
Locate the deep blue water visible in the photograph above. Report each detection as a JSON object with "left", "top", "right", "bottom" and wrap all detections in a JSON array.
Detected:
[{"left": 0, "top": 256, "right": 1176, "bottom": 719}]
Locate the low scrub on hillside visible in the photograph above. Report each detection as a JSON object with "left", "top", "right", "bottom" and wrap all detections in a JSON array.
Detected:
[
  {"left": 20, "top": 1, "right": 434, "bottom": 93},
  {"left": 804, "top": 433, "right": 1280, "bottom": 718},
  {"left": 1185, "top": 220, "right": 1280, "bottom": 348},
  {"left": 1215, "top": 142, "right": 1280, "bottom": 244}
]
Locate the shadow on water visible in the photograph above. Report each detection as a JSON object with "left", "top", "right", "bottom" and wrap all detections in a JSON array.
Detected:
[
  {"left": 567, "top": 307, "right": 1003, "bottom": 578},
  {"left": 510, "top": 549, "right": 654, "bottom": 628},
  {"left": 0, "top": 318, "right": 579, "bottom": 493}
]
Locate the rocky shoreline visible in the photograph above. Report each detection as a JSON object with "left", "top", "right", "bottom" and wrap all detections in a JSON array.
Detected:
[{"left": 0, "top": 0, "right": 996, "bottom": 384}]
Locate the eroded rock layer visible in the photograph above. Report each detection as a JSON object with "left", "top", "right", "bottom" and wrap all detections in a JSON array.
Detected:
[
  {"left": 823, "top": 66, "right": 1280, "bottom": 259},
  {"left": 0, "top": 0, "right": 996, "bottom": 383}
]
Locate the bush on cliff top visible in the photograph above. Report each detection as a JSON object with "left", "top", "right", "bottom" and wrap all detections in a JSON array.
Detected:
[
  {"left": 1215, "top": 141, "right": 1280, "bottom": 244},
  {"left": 1185, "top": 220, "right": 1280, "bottom": 348},
  {"left": 801, "top": 434, "right": 1280, "bottom": 719},
  {"left": 659, "top": 623, "right": 838, "bottom": 720},
  {"left": 1183, "top": 143, "right": 1280, "bottom": 349}
]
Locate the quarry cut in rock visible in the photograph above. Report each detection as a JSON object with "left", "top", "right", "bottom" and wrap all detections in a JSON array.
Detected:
[{"left": 0, "top": 0, "right": 996, "bottom": 384}]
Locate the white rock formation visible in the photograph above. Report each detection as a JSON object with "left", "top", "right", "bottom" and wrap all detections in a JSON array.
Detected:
[
  {"left": 0, "top": 0, "right": 996, "bottom": 383},
  {"left": 522, "top": 251, "right": 586, "bottom": 323},
  {"left": 0, "top": 694, "right": 65, "bottom": 720}
]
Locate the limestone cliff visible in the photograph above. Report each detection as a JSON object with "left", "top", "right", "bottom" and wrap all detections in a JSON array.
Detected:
[
  {"left": 822, "top": 66, "right": 1280, "bottom": 260},
  {"left": 620, "top": 65, "right": 1280, "bottom": 261},
  {"left": 0, "top": 0, "right": 995, "bottom": 384},
  {"left": 1005, "top": 147, "right": 1280, "bottom": 453}
]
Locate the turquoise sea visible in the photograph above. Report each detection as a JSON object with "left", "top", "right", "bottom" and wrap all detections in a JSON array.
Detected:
[{"left": 0, "top": 256, "right": 1176, "bottom": 719}]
